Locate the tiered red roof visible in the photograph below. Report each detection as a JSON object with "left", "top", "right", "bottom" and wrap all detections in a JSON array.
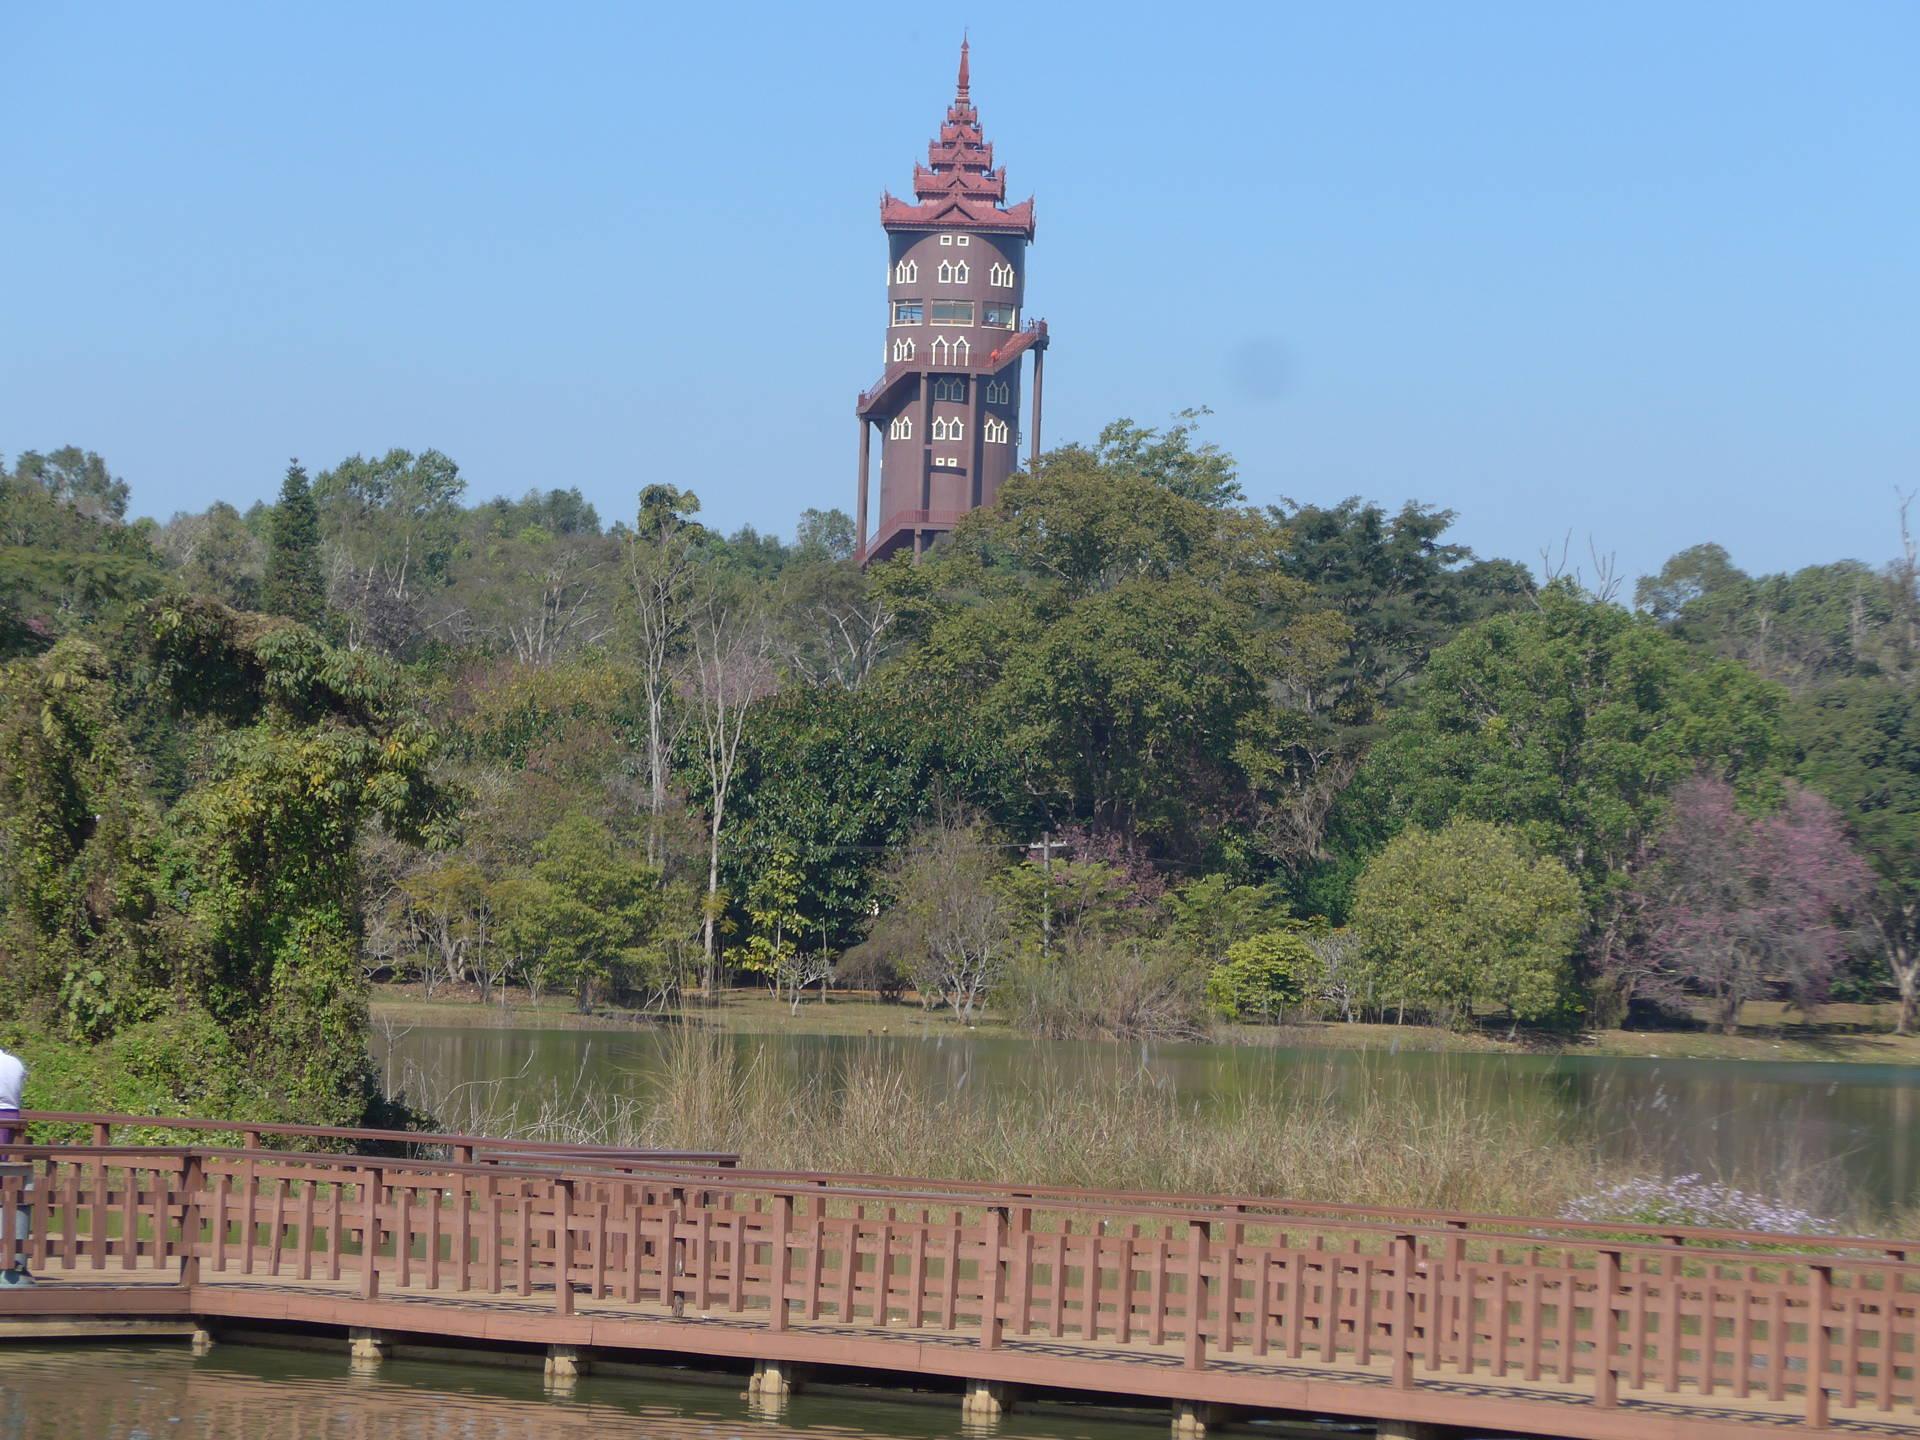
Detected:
[{"left": 881, "top": 41, "right": 1036, "bottom": 238}]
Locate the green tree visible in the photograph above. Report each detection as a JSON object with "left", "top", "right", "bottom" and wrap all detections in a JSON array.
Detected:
[
  {"left": 1080, "top": 409, "right": 1242, "bottom": 507},
  {"left": 157, "top": 501, "right": 267, "bottom": 609},
  {"left": 1, "top": 598, "right": 452, "bottom": 1126},
  {"left": 493, "top": 814, "right": 669, "bottom": 1009},
  {"left": 741, "top": 842, "right": 818, "bottom": 1004},
  {"left": 1349, "top": 818, "right": 1584, "bottom": 1026},
  {"left": 1344, "top": 583, "right": 1786, "bottom": 907},
  {"left": 10, "top": 447, "right": 130, "bottom": 521},
  {"left": 0, "top": 640, "right": 165, "bottom": 1037},
  {"left": 875, "top": 439, "right": 1345, "bottom": 869},
  {"left": 312, "top": 447, "right": 466, "bottom": 652},
  {"left": 0, "top": 451, "right": 166, "bottom": 658},
  {"left": 262, "top": 460, "right": 324, "bottom": 628},
  {"left": 1792, "top": 678, "right": 1920, "bottom": 1031},
  {"left": 719, "top": 685, "right": 1023, "bottom": 952},
  {"left": 1206, "top": 927, "right": 1322, "bottom": 1022},
  {"left": 1272, "top": 497, "right": 1533, "bottom": 725},
  {"left": 1640, "top": 543, "right": 1900, "bottom": 691}
]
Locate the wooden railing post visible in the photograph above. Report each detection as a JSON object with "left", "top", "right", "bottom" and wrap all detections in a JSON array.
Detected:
[
  {"left": 981, "top": 1207, "right": 1006, "bottom": 1351},
  {"left": 91, "top": 1122, "right": 111, "bottom": 1148},
  {"left": 1806, "top": 1264, "right": 1831, "bottom": 1429},
  {"left": 360, "top": 1167, "right": 382, "bottom": 1301},
  {"left": 1594, "top": 1249, "right": 1619, "bottom": 1408},
  {"left": 1391, "top": 1233, "right": 1416, "bottom": 1388},
  {"left": 769, "top": 1192, "right": 792, "bottom": 1332},
  {"left": 1184, "top": 1218, "right": 1209, "bottom": 1371},
  {"left": 555, "top": 1178, "right": 574, "bottom": 1316},
  {"left": 178, "top": 1155, "right": 204, "bottom": 1286}
]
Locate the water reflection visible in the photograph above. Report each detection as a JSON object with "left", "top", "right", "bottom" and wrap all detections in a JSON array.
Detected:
[
  {"left": 0, "top": 1344, "right": 1356, "bottom": 1440},
  {"left": 374, "top": 1025, "right": 1920, "bottom": 1213}
]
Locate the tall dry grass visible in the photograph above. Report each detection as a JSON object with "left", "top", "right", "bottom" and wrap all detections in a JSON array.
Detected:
[{"left": 401, "top": 1031, "right": 1624, "bottom": 1218}]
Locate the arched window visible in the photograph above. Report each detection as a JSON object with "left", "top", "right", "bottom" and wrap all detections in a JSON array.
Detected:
[
  {"left": 989, "top": 262, "right": 1015, "bottom": 288},
  {"left": 931, "top": 417, "right": 964, "bottom": 443},
  {"left": 985, "top": 417, "right": 1010, "bottom": 444},
  {"left": 937, "top": 259, "right": 970, "bottom": 285},
  {"left": 985, "top": 379, "right": 1011, "bottom": 405},
  {"left": 894, "top": 258, "right": 918, "bottom": 284},
  {"left": 930, "top": 335, "right": 950, "bottom": 365},
  {"left": 889, "top": 415, "right": 912, "bottom": 440},
  {"left": 892, "top": 336, "right": 915, "bottom": 363},
  {"left": 933, "top": 376, "right": 967, "bottom": 403},
  {"left": 951, "top": 336, "right": 970, "bottom": 365}
]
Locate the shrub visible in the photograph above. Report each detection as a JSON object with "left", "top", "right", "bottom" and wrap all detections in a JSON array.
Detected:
[
  {"left": 1562, "top": 1174, "right": 1839, "bottom": 1237},
  {"left": 997, "top": 935, "right": 1209, "bottom": 1040},
  {"left": 1350, "top": 818, "right": 1584, "bottom": 1026}
]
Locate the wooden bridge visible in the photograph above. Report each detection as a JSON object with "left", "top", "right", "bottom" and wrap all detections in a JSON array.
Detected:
[{"left": 2, "top": 1112, "right": 1916, "bottom": 1439}]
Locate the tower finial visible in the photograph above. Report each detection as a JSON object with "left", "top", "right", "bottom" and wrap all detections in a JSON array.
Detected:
[{"left": 957, "top": 34, "right": 970, "bottom": 101}]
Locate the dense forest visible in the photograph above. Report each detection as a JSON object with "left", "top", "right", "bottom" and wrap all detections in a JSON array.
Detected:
[{"left": 4, "top": 423, "right": 1918, "bottom": 1127}]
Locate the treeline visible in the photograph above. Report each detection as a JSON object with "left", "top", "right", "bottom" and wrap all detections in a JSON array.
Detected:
[{"left": 4, "top": 421, "right": 1919, "bottom": 1121}]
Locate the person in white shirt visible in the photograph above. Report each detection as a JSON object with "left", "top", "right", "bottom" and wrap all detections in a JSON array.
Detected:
[
  {"left": 0, "top": 1045, "right": 29, "bottom": 1286},
  {"left": 0, "top": 1045, "right": 22, "bottom": 1141}
]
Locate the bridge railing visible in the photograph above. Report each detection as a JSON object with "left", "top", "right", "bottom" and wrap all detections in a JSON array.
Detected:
[
  {"left": 2, "top": 1135, "right": 1916, "bottom": 1427},
  {"left": 14, "top": 1109, "right": 736, "bottom": 1170}
]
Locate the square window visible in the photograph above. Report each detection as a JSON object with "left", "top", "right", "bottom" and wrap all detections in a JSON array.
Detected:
[
  {"left": 893, "top": 300, "right": 923, "bottom": 325},
  {"left": 940, "top": 234, "right": 953, "bottom": 246},
  {"left": 956, "top": 235, "right": 970, "bottom": 246}
]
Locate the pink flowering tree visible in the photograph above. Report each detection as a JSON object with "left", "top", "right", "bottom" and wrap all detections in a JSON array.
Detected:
[{"left": 1634, "top": 777, "right": 1872, "bottom": 1031}]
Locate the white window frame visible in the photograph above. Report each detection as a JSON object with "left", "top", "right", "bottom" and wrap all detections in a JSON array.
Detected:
[
  {"left": 930, "top": 299, "right": 973, "bottom": 326},
  {"left": 894, "top": 259, "right": 918, "bottom": 284},
  {"left": 892, "top": 336, "right": 915, "bottom": 362},
  {"left": 940, "top": 234, "right": 954, "bottom": 246},
  {"left": 892, "top": 299, "right": 923, "bottom": 326},
  {"left": 956, "top": 235, "right": 970, "bottom": 246},
  {"left": 952, "top": 336, "right": 970, "bottom": 365},
  {"left": 990, "top": 261, "right": 1015, "bottom": 288},
  {"left": 931, "top": 335, "right": 949, "bottom": 365},
  {"left": 985, "top": 417, "right": 1009, "bottom": 444},
  {"left": 937, "top": 259, "right": 970, "bottom": 286},
  {"left": 983, "top": 303, "right": 1017, "bottom": 330},
  {"left": 889, "top": 415, "right": 912, "bottom": 440}
]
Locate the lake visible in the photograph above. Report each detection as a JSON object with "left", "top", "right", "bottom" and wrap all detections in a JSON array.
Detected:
[
  {"left": 373, "top": 1023, "right": 1920, "bottom": 1216},
  {"left": 0, "top": 1343, "right": 1377, "bottom": 1440}
]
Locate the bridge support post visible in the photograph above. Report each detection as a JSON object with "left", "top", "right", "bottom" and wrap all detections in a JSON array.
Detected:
[
  {"left": 1374, "top": 1423, "right": 1444, "bottom": 1440},
  {"left": 190, "top": 1324, "right": 215, "bottom": 1355},
  {"left": 545, "top": 1345, "right": 588, "bottom": 1380},
  {"left": 749, "top": 1359, "right": 797, "bottom": 1398},
  {"left": 348, "top": 1327, "right": 388, "bottom": 1365},
  {"left": 961, "top": 1379, "right": 1012, "bottom": 1418},
  {"left": 1171, "top": 1400, "right": 1221, "bottom": 1436}
]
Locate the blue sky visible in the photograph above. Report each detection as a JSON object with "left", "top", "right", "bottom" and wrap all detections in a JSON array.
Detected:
[{"left": 3, "top": 2, "right": 1915, "bottom": 585}]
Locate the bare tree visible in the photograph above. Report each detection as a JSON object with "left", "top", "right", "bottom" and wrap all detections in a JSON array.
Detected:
[
  {"left": 685, "top": 586, "right": 777, "bottom": 992},
  {"left": 871, "top": 819, "right": 1014, "bottom": 1023},
  {"left": 504, "top": 546, "right": 610, "bottom": 664},
  {"left": 625, "top": 486, "right": 704, "bottom": 866},
  {"left": 779, "top": 578, "right": 898, "bottom": 689},
  {"left": 1537, "top": 531, "right": 1624, "bottom": 604}
]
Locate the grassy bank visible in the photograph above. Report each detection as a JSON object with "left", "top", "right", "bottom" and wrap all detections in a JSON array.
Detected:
[
  {"left": 370, "top": 984, "right": 1920, "bottom": 1064},
  {"left": 389, "top": 1030, "right": 1913, "bottom": 1235}
]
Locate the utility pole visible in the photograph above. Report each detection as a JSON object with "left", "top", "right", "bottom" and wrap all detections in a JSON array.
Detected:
[{"left": 1040, "top": 832, "right": 1053, "bottom": 962}]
